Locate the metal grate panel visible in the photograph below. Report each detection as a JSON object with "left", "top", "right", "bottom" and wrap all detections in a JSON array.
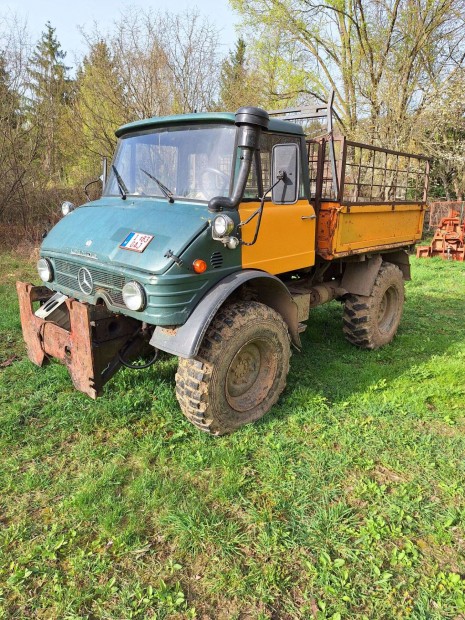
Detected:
[
  {"left": 210, "top": 251, "right": 223, "bottom": 268},
  {"left": 53, "top": 258, "right": 126, "bottom": 306},
  {"left": 109, "top": 291, "right": 124, "bottom": 305}
]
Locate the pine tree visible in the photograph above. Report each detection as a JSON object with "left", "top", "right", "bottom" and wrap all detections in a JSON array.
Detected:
[
  {"left": 219, "top": 38, "right": 257, "bottom": 110},
  {"left": 27, "top": 22, "right": 71, "bottom": 180}
]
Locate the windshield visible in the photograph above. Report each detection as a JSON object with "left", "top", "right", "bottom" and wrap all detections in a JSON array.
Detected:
[{"left": 104, "top": 124, "right": 236, "bottom": 202}]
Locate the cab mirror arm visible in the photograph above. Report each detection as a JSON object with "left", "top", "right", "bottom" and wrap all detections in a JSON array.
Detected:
[
  {"left": 84, "top": 178, "right": 102, "bottom": 201},
  {"left": 237, "top": 175, "right": 286, "bottom": 247}
]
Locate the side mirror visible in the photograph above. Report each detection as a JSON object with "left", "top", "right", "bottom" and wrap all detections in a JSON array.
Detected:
[{"left": 271, "top": 143, "right": 300, "bottom": 204}]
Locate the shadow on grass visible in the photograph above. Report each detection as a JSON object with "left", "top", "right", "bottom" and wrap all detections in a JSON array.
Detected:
[
  {"left": 281, "top": 281, "right": 465, "bottom": 407},
  {"left": 110, "top": 273, "right": 465, "bottom": 432}
]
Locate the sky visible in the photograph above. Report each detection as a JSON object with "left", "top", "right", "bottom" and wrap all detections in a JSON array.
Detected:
[{"left": 0, "top": 0, "right": 241, "bottom": 68}]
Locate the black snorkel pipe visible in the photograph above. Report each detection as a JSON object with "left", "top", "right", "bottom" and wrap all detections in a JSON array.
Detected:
[{"left": 208, "top": 106, "right": 269, "bottom": 213}]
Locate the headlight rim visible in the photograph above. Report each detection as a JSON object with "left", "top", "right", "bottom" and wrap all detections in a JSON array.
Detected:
[
  {"left": 37, "top": 257, "right": 53, "bottom": 283},
  {"left": 212, "top": 214, "right": 234, "bottom": 238},
  {"left": 122, "top": 280, "right": 146, "bottom": 311}
]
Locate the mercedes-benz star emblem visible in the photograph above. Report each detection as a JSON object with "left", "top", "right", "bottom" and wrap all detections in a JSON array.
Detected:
[{"left": 77, "top": 267, "right": 93, "bottom": 295}]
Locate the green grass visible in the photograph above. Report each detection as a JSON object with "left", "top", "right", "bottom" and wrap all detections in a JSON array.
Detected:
[{"left": 1, "top": 253, "right": 465, "bottom": 619}]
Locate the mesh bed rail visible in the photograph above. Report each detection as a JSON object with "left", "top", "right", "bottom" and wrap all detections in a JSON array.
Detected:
[{"left": 307, "top": 136, "right": 429, "bottom": 205}]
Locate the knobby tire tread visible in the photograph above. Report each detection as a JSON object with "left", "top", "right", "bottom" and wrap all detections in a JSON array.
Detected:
[
  {"left": 175, "top": 301, "right": 290, "bottom": 435},
  {"left": 342, "top": 262, "right": 404, "bottom": 350}
]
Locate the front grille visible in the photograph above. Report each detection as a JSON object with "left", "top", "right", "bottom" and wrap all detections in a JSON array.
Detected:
[
  {"left": 54, "top": 258, "right": 126, "bottom": 306},
  {"left": 109, "top": 291, "right": 124, "bottom": 306},
  {"left": 55, "top": 272, "right": 76, "bottom": 290}
]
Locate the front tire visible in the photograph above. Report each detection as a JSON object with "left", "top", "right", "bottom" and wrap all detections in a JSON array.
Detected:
[
  {"left": 342, "top": 262, "right": 405, "bottom": 349},
  {"left": 175, "top": 301, "right": 291, "bottom": 435}
]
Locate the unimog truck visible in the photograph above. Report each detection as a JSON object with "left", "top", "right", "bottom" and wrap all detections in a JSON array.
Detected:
[{"left": 17, "top": 95, "right": 429, "bottom": 434}]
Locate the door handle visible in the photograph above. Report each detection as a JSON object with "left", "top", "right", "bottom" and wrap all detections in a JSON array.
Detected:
[{"left": 301, "top": 215, "right": 316, "bottom": 220}]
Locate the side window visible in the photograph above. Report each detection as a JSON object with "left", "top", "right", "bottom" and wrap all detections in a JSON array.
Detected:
[
  {"left": 259, "top": 133, "right": 272, "bottom": 189},
  {"left": 243, "top": 133, "right": 303, "bottom": 200},
  {"left": 243, "top": 149, "right": 263, "bottom": 200}
]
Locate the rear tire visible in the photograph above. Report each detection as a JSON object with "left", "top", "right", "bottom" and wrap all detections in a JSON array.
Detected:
[
  {"left": 175, "top": 301, "right": 291, "bottom": 435},
  {"left": 343, "top": 262, "right": 405, "bottom": 349}
]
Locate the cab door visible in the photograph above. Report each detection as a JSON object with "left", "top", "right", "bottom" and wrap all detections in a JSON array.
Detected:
[{"left": 239, "top": 137, "right": 316, "bottom": 275}]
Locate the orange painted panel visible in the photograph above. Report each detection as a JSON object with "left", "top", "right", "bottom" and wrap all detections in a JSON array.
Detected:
[
  {"left": 240, "top": 200, "right": 316, "bottom": 274},
  {"left": 317, "top": 202, "right": 424, "bottom": 258}
]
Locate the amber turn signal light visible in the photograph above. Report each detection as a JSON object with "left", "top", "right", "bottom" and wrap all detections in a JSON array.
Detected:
[{"left": 192, "top": 259, "right": 207, "bottom": 274}]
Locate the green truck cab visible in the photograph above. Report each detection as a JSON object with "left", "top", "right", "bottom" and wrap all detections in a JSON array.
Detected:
[{"left": 17, "top": 101, "right": 429, "bottom": 434}]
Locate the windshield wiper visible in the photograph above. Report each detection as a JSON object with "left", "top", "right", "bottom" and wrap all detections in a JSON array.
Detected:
[
  {"left": 112, "top": 165, "right": 128, "bottom": 200},
  {"left": 141, "top": 168, "right": 175, "bottom": 203}
]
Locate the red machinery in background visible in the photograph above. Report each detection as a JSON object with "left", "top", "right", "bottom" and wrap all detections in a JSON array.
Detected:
[{"left": 417, "top": 203, "right": 465, "bottom": 261}]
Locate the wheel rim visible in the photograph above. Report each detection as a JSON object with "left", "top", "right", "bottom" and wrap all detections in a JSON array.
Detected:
[
  {"left": 225, "top": 338, "right": 278, "bottom": 412},
  {"left": 378, "top": 285, "right": 399, "bottom": 333}
]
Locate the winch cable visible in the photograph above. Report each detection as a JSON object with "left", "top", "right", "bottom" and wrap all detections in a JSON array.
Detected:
[{"left": 117, "top": 328, "right": 159, "bottom": 370}]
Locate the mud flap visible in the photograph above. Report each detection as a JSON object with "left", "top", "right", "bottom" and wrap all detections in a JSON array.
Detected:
[
  {"left": 16, "top": 282, "right": 142, "bottom": 398},
  {"left": 341, "top": 255, "right": 383, "bottom": 297}
]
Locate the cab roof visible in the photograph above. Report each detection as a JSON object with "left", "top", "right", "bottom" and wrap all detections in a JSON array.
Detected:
[{"left": 115, "top": 112, "right": 304, "bottom": 138}]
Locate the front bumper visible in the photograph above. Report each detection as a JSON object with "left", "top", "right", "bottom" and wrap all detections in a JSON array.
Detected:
[{"left": 16, "top": 282, "right": 142, "bottom": 398}]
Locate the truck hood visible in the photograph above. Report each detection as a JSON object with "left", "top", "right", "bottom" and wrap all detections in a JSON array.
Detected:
[{"left": 41, "top": 197, "right": 210, "bottom": 274}]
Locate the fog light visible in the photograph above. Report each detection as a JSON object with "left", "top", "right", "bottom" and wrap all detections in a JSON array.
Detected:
[
  {"left": 37, "top": 258, "right": 53, "bottom": 282},
  {"left": 122, "top": 281, "right": 146, "bottom": 311}
]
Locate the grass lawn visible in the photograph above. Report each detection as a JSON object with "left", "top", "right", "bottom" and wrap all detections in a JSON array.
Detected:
[{"left": 0, "top": 253, "right": 464, "bottom": 619}]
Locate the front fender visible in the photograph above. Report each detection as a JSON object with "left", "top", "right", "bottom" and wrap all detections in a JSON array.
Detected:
[{"left": 150, "top": 270, "right": 300, "bottom": 358}]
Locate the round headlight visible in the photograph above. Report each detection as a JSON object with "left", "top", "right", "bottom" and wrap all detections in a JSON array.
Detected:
[
  {"left": 122, "top": 281, "right": 146, "bottom": 311},
  {"left": 37, "top": 258, "right": 53, "bottom": 282},
  {"left": 212, "top": 214, "right": 234, "bottom": 238},
  {"left": 61, "top": 201, "right": 75, "bottom": 216}
]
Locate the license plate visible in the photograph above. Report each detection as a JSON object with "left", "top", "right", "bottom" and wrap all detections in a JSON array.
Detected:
[{"left": 120, "top": 232, "right": 154, "bottom": 252}]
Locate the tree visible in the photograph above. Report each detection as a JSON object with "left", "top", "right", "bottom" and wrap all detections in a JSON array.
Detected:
[
  {"left": 0, "top": 54, "right": 19, "bottom": 126},
  {"left": 90, "top": 9, "right": 221, "bottom": 119},
  {"left": 160, "top": 11, "right": 220, "bottom": 113},
  {"left": 231, "top": 0, "right": 465, "bottom": 148},
  {"left": 0, "top": 53, "right": 24, "bottom": 219},
  {"left": 0, "top": 14, "right": 42, "bottom": 232},
  {"left": 248, "top": 28, "right": 310, "bottom": 109},
  {"left": 219, "top": 38, "right": 257, "bottom": 109},
  {"left": 27, "top": 22, "right": 72, "bottom": 180},
  {"left": 68, "top": 40, "right": 126, "bottom": 183},
  {"left": 107, "top": 10, "right": 173, "bottom": 119},
  {"left": 418, "top": 78, "right": 465, "bottom": 200}
]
